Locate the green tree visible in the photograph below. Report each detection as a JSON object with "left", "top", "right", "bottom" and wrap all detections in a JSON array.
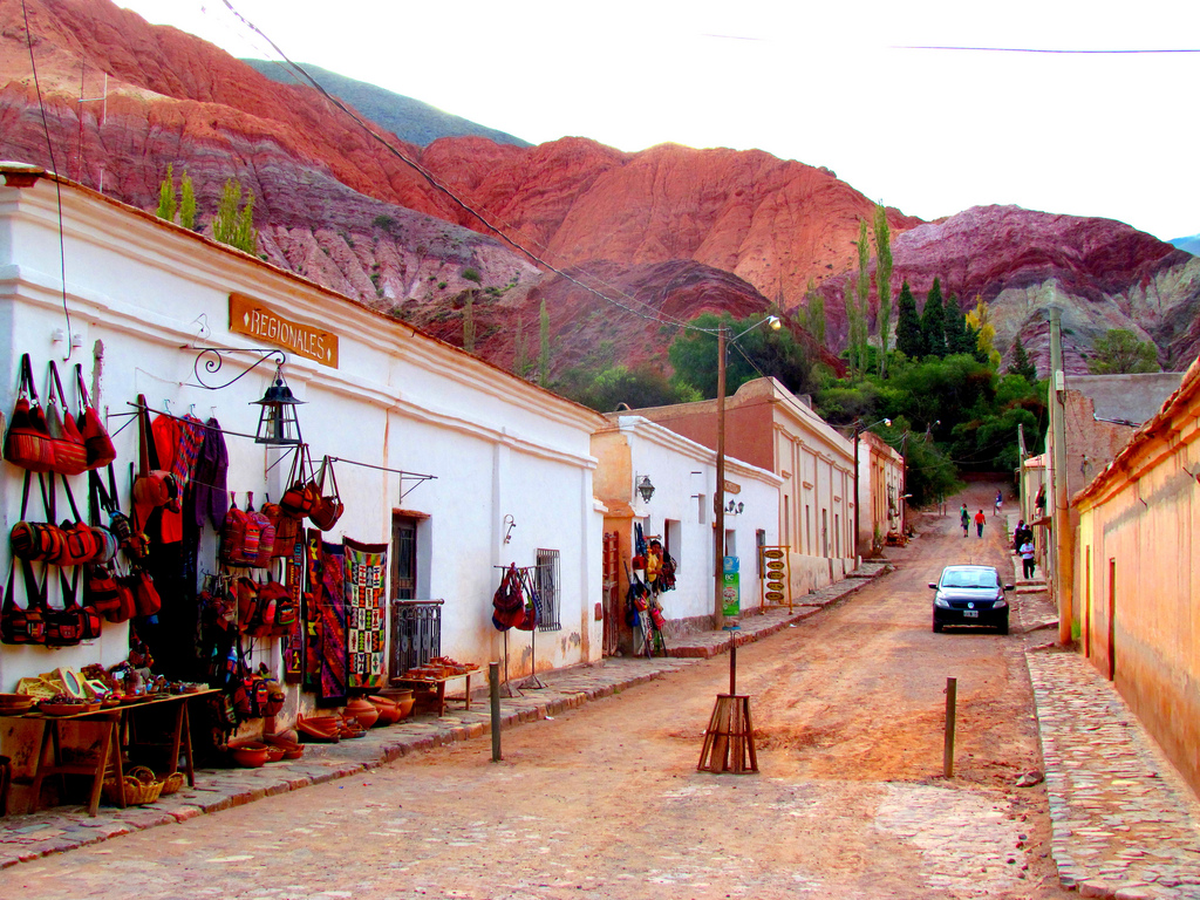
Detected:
[
  {"left": 538, "top": 299, "right": 550, "bottom": 387},
  {"left": 920, "top": 277, "right": 946, "bottom": 359},
  {"left": 179, "top": 170, "right": 196, "bottom": 230},
  {"left": 1087, "top": 329, "right": 1160, "bottom": 374},
  {"left": 462, "top": 293, "right": 476, "bottom": 353},
  {"left": 895, "top": 280, "right": 924, "bottom": 359},
  {"left": 853, "top": 218, "right": 871, "bottom": 377},
  {"left": 669, "top": 313, "right": 815, "bottom": 399},
  {"left": 803, "top": 278, "right": 826, "bottom": 345},
  {"left": 156, "top": 164, "right": 177, "bottom": 223},
  {"left": 873, "top": 205, "right": 893, "bottom": 377},
  {"left": 513, "top": 313, "right": 528, "bottom": 377},
  {"left": 213, "top": 178, "right": 258, "bottom": 255},
  {"left": 1007, "top": 336, "right": 1037, "bottom": 382},
  {"left": 555, "top": 364, "right": 698, "bottom": 412},
  {"left": 943, "top": 293, "right": 972, "bottom": 355}
]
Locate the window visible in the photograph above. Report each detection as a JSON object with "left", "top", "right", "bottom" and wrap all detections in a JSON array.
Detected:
[
  {"left": 665, "top": 519, "right": 681, "bottom": 566},
  {"left": 536, "top": 548, "right": 561, "bottom": 632}
]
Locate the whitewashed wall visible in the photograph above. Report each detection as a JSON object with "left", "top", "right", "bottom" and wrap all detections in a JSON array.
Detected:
[
  {"left": 0, "top": 169, "right": 605, "bottom": 696},
  {"left": 612, "top": 416, "right": 781, "bottom": 622}
]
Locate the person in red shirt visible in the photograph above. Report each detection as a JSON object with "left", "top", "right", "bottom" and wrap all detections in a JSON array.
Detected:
[{"left": 974, "top": 509, "right": 986, "bottom": 538}]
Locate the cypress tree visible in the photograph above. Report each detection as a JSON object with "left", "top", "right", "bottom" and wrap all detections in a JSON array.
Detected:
[
  {"left": 1008, "top": 336, "right": 1038, "bottom": 381},
  {"left": 538, "top": 299, "right": 550, "bottom": 387},
  {"left": 944, "top": 292, "right": 973, "bottom": 355},
  {"left": 921, "top": 277, "right": 946, "bottom": 358},
  {"left": 895, "top": 280, "right": 924, "bottom": 359},
  {"left": 156, "top": 164, "right": 177, "bottom": 223},
  {"left": 854, "top": 218, "right": 871, "bottom": 376}
]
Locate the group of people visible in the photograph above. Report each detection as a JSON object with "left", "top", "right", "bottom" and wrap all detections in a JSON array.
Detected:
[{"left": 959, "top": 504, "right": 987, "bottom": 538}]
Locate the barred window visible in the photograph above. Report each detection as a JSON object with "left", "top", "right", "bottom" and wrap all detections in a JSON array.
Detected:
[{"left": 536, "top": 549, "right": 561, "bottom": 632}]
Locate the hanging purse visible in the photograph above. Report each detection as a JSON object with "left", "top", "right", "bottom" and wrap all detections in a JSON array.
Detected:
[
  {"left": 4, "top": 353, "right": 57, "bottom": 472},
  {"left": 220, "top": 495, "right": 252, "bottom": 566},
  {"left": 245, "top": 493, "right": 276, "bottom": 569},
  {"left": 45, "top": 361, "right": 88, "bottom": 476},
  {"left": 129, "top": 570, "right": 161, "bottom": 617},
  {"left": 75, "top": 363, "right": 116, "bottom": 469},
  {"left": 0, "top": 558, "right": 47, "bottom": 645},
  {"left": 309, "top": 456, "right": 345, "bottom": 531},
  {"left": 44, "top": 568, "right": 85, "bottom": 647},
  {"left": 280, "top": 444, "right": 319, "bottom": 518},
  {"left": 131, "top": 394, "right": 178, "bottom": 509},
  {"left": 84, "top": 562, "right": 123, "bottom": 615},
  {"left": 104, "top": 573, "right": 138, "bottom": 624},
  {"left": 263, "top": 494, "right": 302, "bottom": 559}
]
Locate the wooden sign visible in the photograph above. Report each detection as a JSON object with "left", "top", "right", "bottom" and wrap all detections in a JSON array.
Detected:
[
  {"left": 229, "top": 292, "right": 339, "bottom": 367},
  {"left": 723, "top": 479, "right": 741, "bottom": 495}
]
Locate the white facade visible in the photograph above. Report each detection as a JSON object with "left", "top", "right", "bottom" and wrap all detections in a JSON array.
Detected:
[
  {"left": 593, "top": 415, "right": 781, "bottom": 627},
  {"left": 0, "top": 165, "right": 606, "bottom": 700}
]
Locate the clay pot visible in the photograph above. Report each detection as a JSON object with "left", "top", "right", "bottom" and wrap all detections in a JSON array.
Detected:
[
  {"left": 230, "top": 741, "right": 270, "bottom": 768},
  {"left": 264, "top": 744, "right": 285, "bottom": 763},
  {"left": 263, "top": 733, "right": 305, "bottom": 759},
  {"left": 344, "top": 698, "right": 379, "bottom": 729},
  {"left": 368, "top": 695, "right": 400, "bottom": 726}
]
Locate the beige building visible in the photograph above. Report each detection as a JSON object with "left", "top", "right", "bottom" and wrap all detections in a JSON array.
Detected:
[{"left": 1072, "top": 361, "right": 1200, "bottom": 796}]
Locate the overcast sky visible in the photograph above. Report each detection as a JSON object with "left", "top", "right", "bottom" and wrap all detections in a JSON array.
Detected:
[{"left": 118, "top": 0, "right": 1198, "bottom": 242}]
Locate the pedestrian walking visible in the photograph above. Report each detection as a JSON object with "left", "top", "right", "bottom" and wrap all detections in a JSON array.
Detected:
[
  {"left": 974, "top": 509, "right": 986, "bottom": 538},
  {"left": 1013, "top": 520, "right": 1026, "bottom": 553},
  {"left": 994, "top": 490, "right": 1003, "bottom": 517},
  {"left": 1020, "top": 538, "right": 1036, "bottom": 578},
  {"left": 960, "top": 503, "right": 969, "bottom": 537}
]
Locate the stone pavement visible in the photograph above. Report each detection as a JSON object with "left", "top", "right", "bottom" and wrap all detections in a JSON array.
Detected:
[{"left": 0, "top": 564, "right": 885, "bottom": 869}]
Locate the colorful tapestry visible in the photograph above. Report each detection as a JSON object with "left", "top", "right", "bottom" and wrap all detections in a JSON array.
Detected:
[
  {"left": 302, "top": 530, "right": 323, "bottom": 693},
  {"left": 316, "top": 538, "right": 348, "bottom": 705},
  {"left": 281, "top": 536, "right": 305, "bottom": 684},
  {"left": 343, "top": 537, "right": 388, "bottom": 689}
]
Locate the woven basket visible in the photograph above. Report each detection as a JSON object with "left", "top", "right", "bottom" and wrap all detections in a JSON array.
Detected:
[
  {"left": 159, "top": 771, "right": 185, "bottom": 795},
  {"left": 103, "top": 766, "right": 163, "bottom": 806}
]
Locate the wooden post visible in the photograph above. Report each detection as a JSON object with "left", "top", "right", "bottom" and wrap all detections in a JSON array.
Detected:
[
  {"left": 943, "top": 676, "right": 957, "bottom": 778},
  {"left": 489, "top": 662, "right": 501, "bottom": 762},
  {"left": 714, "top": 324, "right": 727, "bottom": 630}
]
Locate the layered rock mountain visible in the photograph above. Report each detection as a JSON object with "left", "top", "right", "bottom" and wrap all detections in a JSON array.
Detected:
[{"left": 1, "top": 0, "right": 1196, "bottom": 382}]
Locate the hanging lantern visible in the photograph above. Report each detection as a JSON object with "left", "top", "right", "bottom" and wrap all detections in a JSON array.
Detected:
[
  {"left": 251, "top": 366, "right": 305, "bottom": 446},
  {"left": 636, "top": 475, "right": 656, "bottom": 503}
]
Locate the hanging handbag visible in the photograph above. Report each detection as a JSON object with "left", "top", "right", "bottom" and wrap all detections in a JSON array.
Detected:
[
  {"left": 263, "top": 495, "right": 301, "bottom": 559},
  {"left": 4, "top": 353, "right": 57, "bottom": 472},
  {"left": 131, "top": 394, "right": 178, "bottom": 509},
  {"left": 129, "top": 570, "right": 162, "bottom": 617},
  {"left": 220, "top": 495, "right": 252, "bottom": 566},
  {"left": 44, "top": 568, "right": 84, "bottom": 647},
  {"left": 309, "top": 456, "right": 345, "bottom": 531},
  {"left": 75, "top": 363, "right": 116, "bottom": 469},
  {"left": 45, "top": 361, "right": 88, "bottom": 476},
  {"left": 245, "top": 493, "right": 276, "bottom": 569},
  {"left": 84, "top": 562, "right": 123, "bottom": 615},
  {"left": 104, "top": 574, "right": 138, "bottom": 624},
  {"left": 0, "top": 558, "right": 47, "bottom": 645},
  {"left": 280, "top": 444, "right": 319, "bottom": 518}
]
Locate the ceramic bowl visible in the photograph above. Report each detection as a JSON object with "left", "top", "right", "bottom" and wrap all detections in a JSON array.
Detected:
[{"left": 230, "top": 741, "right": 270, "bottom": 768}]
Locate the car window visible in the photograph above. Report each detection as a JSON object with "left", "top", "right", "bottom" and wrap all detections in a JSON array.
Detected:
[{"left": 942, "top": 570, "right": 998, "bottom": 588}]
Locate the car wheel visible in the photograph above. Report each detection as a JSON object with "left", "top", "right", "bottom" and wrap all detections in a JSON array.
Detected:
[
  {"left": 932, "top": 620, "right": 943, "bottom": 633},
  {"left": 998, "top": 616, "right": 1009, "bottom": 635}
]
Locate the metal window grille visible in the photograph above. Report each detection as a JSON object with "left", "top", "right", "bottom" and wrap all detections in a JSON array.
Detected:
[
  {"left": 390, "top": 600, "right": 442, "bottom": 679},
  {"left": 535, "top": 549, "right": 561, "bottom": 632}
]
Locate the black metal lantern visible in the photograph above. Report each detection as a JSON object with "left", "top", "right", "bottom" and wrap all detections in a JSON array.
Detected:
[
  {"left": 636, "top": 475, "right": 655, "bottom": 503},
  {"left": 251, "top": 366, "right": 305, "bottom": 446}
]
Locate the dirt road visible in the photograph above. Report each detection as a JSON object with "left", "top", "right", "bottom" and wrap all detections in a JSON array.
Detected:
[{"left": 2, "top": 482, "right": 1072, "bottom": 899}]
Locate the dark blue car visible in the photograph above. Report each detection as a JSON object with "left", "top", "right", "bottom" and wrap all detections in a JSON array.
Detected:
[{"left": 929, "top": 565, "right": 1013, "bottom": 634}]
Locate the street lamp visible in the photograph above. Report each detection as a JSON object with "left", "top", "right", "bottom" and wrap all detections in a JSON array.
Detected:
[
  {"left": 714, "top": 315, "right": 781, "bottom": 630},
  {"left": 852, "top": 417, "right": 891, "bottom": 560}
]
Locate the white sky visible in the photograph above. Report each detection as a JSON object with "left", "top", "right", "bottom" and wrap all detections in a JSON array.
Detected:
[{"left": 118, "top": 0, "right": 1199, "bottom": 242}]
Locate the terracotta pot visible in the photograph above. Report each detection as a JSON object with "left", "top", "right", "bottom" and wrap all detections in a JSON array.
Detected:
[
  {"left": 368, "top": 695, "right": 400, "bottom": 726},
  {"left": 263, "top": 733, "right": 305, "bottom": 759},
  {"left": 230, "top": 741, "right": 270, "bottom": 768},
  {"left": 296, "top": 716, "right": 340, "bottom": 743},
  {"left": 344, "top": 698, "right": 379, "bottom": 729},
  {"left": 264, "top": 744, "right": 285, "bottom": 763},
  {"left": 395, "top": 695, "right": 415, "bottom": 720}
]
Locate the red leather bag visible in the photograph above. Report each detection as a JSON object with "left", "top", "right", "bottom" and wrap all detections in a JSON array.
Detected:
[
  {"left": 75, "top": 363, "right": 116, "bottom": 469},
  {"left": 4, "top": 354, "right": 57, "bottom": 473},
  {"left": 0, "top": 559, "right": 47, "bottom": 646},
  {"left": 45, "top": 361, "right": 87, "bottom": 476}
]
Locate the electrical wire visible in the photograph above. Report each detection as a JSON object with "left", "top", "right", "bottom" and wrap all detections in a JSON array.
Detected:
[{"left": 22, "top": 0, "right": 73, "bottom": 362}]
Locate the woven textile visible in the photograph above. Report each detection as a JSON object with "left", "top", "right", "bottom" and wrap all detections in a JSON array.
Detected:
[
  {"left": 343, "top": 538, "right": 388, "bottom": 689},
  {"left": 315, "top": 538, "right": 347, "bottom": 704}
]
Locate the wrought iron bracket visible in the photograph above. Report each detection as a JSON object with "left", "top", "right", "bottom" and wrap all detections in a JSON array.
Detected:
[{"left": 183, "top": 346, "right": 287, "bottom": 391}]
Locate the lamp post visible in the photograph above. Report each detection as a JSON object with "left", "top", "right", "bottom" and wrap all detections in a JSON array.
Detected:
[
  {"left": 851, "top": 417, "right": 891, "bottom": 561},
  {"left": 713, "top": 315, "right": 781, "bottom": 630}
]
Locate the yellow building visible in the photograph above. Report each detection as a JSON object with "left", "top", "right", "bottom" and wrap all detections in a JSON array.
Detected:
[{"left": 1073, "top": 359, "right": 1200, "bottom": 796}]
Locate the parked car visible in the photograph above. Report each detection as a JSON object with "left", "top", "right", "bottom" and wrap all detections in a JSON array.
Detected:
[{"left": 929, "top": 564, "right": 1013, "bottom": 634}]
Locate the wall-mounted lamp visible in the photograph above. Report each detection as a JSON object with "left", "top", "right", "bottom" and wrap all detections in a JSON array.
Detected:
[
  {"left": 251, "top": 365, "right": 305, "bottom": 446},
  {"left": 636, "top": 475, "right": 656, "bottom": 503},
  {"left": 725, "top": 499, "right": 744, "bottom": 515},
  {"left": 503, "top": 514, "right": 516, "bottom": 544}
]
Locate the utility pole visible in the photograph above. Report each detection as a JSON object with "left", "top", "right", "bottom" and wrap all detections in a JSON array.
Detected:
[
  {"left": 714, "top": 324, "right": 727, "bottom": 630},
  {"left": 1049, "top": 307, "right": 1073, "bottom": 645}
]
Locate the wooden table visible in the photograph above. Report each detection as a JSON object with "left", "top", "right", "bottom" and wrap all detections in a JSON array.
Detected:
[
  {"left": 3, "top": 689, "right": 219, "bottom": 816},
  {"left": 392, "top": 671, "right": 475, "bottom": 717}
]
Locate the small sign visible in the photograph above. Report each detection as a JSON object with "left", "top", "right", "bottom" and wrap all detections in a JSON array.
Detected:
[
  {"left": 723, "top": 480, "right": 741, "bottom": 495},
  {"left": 722, "top": 556, "right": 740, "bottom": 618},
  {"left": 229, "top": 292, "right": 339, "bottom": 367}
]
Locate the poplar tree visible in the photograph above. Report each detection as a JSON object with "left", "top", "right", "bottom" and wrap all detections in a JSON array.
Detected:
[
  {"left": 854, "top": 218, "right": 871, "bottom": 375},
  {"left": 921, "top": 277, "right": 946, "bottom": 358},
  {"left": 895, "top": 280, "right": 924, "bottom": 359},
  {"left": 156, "top": 164, "right": 177, "bottom": 223},
  {"left": 538, "top": 299, "right": 550, "bottom": 387},
  {"left": 213, "top": 178, "right": 258, "bottom": 255},
  {"left": 873, "top": 204, "right": 893, "bottom": 377},
  {"left": 463, "top": 294, "right": 476, "bottom": 353}
]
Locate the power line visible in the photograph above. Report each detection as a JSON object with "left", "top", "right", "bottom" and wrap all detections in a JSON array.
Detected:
[{"left": 894, "top": 45, "right": 1200, "bottom": 54}]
